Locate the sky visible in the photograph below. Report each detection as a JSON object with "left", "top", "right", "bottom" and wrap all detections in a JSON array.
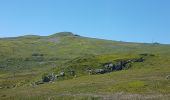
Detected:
[{"left": 0, "top": 0, "right": 170, "bottom": 44}]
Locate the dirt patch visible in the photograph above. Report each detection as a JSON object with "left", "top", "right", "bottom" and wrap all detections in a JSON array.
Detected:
[{"left": 44, "top": 37, "right": 59, "bottom": 43}]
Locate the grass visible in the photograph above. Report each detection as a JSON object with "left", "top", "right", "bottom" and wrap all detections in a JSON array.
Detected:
[{"left": 0, "top": 32, "right": 170, "bottom": 100}]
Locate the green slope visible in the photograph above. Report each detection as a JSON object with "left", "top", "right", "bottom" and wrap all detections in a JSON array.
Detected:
[{"left": 0, "top": 32, "right": 170, "bottom": 100}]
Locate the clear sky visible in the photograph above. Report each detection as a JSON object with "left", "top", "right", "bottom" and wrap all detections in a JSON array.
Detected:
[{"left": 0, "top": 0, "right": 170, "bottom": 44}]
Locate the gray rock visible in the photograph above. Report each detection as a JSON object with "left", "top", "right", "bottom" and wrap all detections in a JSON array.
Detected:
[
  {"left": 95, "top": 69, "right": 106, "bottom": 74},
  {"left": 88, "top": 69, "right": 93, "bottom": 75},
  {"left": 104, "top": 63, "right": 115, "bottom": 71},
  {"left": 59, "top": 72, "right": 65, "bottom": 76},
  {"left": 166, "top": 75, "right": 170, "bottom": 80}
]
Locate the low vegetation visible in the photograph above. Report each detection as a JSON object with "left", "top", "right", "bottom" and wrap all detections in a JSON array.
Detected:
[{"left": 0, "top": 32, "right": 170, "bottom": 100}]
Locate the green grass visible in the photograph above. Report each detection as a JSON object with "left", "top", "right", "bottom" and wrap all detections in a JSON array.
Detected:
[{"left": 0, "top": 32, "right": 170, "bottom": 100}]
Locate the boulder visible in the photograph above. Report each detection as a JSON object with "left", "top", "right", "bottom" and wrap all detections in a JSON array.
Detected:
[
  {"left": 104, "top": 63, "right": 115, "bottom": 71},
  {"left": 42, "top": 76, "right": 50, "bottom": 82},
  {"left": 95, "top": 69, "right": 106, "bottom": 74}
]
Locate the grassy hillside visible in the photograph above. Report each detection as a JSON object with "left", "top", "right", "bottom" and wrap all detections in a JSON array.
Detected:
[{"left": 0, "top": 32, "right": 170, "bottom": 100}]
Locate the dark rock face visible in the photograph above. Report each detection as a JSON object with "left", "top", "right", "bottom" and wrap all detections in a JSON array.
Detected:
[
  {"left": 114, "top": 62, "right": 123, "bottom": 70},
  {"left": 101, "top": 57, "right": 146, "bottom": 74},
  {"left": 103, "top": 60, "right": 128, "bottom": 71},
  {"left": 42, "top": 76, "right": 51, "bottom": 82}
]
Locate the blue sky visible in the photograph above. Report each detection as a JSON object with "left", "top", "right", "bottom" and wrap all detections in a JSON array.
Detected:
[{"left": 0, "top": 0, "right": 170, "bottom": 44}]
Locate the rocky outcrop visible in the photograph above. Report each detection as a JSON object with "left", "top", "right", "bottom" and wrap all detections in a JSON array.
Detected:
[
  {"left": 91, "top": 57, "right": 145, "bottom": 75},
  {"left": 39, "top": 54, "right": 154, "bottom": 82}
]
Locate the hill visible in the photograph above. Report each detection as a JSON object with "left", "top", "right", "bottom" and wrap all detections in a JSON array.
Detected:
[{"left": 0, "top": 32, "right": 170, "bottom": 100}]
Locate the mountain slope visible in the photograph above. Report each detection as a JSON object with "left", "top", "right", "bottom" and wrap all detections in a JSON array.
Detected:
[
  {"left": 0, "top": 32, "right": 170, "bottom": 100},
  {"left": 0, "top": 32, "right": 169, "bottom": 71}
]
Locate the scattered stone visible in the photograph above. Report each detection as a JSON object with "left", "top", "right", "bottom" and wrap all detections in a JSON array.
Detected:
[
  {"left": 166, "top": 75, "right": 170, "bottom": 80},
  {"left": 59, "top": 72, "right": 65, "bottom": 76}
]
